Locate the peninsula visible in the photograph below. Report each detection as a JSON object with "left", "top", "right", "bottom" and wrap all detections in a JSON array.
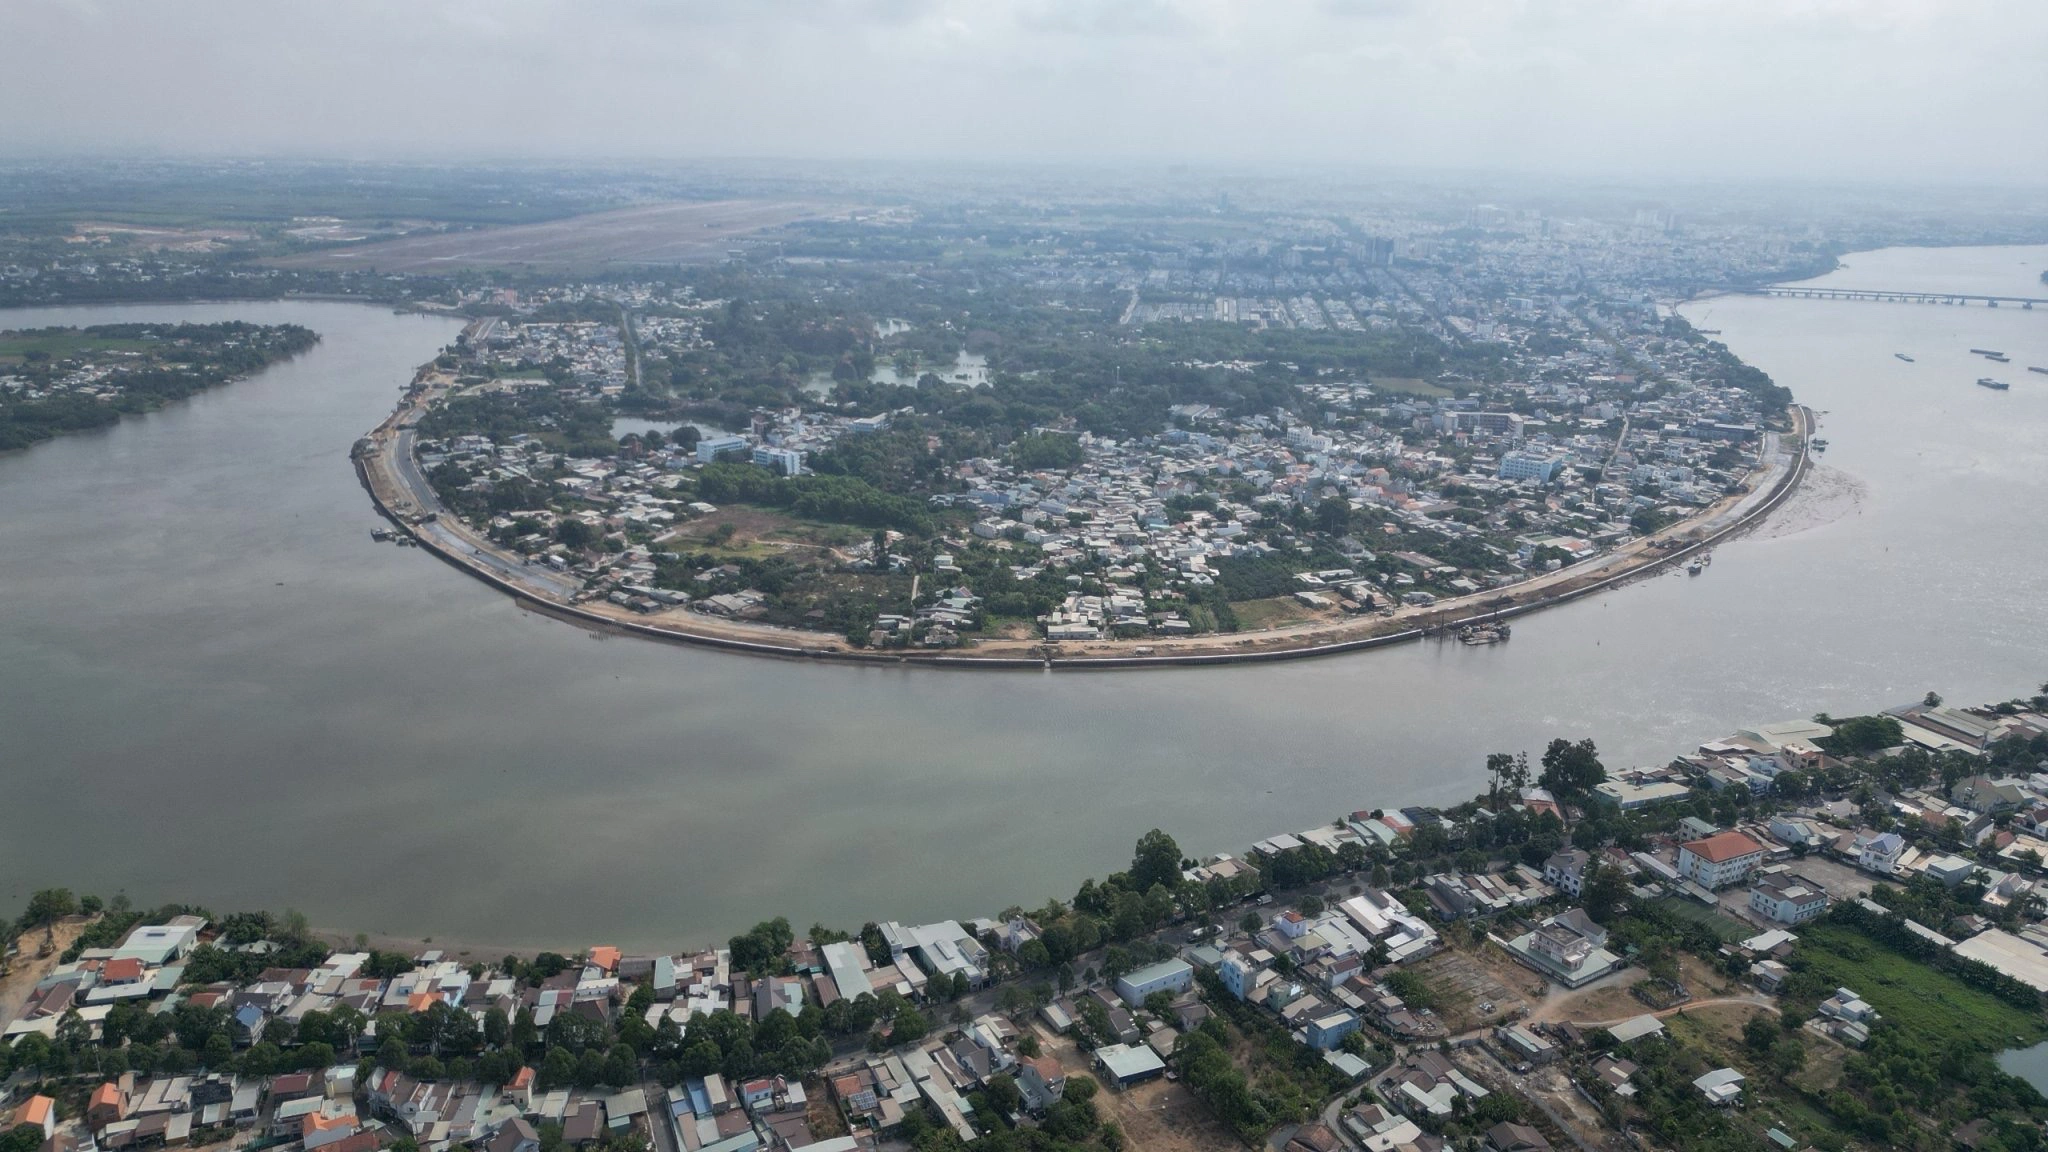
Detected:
[{"left": 346, "top": 204, "right": 1812, "bottom": 668}]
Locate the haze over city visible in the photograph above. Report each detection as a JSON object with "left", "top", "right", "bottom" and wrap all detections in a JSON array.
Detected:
[
  {"left": 5, "top": 4, "right": 2048, "bottom": 1152},
  {"left": 1, "top": 0, "right": 2045, "bottom": 182}
]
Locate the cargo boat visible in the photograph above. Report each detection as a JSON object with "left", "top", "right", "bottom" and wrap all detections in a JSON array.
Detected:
[{"left": 1978, "top": 377, "right": 2010, "bottom": 391}]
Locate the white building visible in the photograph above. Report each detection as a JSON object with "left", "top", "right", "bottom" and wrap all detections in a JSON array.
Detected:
[
  {"left": 1677, "top": 831, "right": 1766, "bottom": 889},
  {"left": 1748, "top": 872, "right": 1830, "bottom": 925}
]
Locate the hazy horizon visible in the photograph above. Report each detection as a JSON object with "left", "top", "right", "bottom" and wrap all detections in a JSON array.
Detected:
[{"left": 2, "top": 0, "right": 2044, "bottom": 186}]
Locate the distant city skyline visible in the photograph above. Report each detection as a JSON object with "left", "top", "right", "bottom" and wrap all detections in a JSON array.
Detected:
[{"left": 1, "top": 0, "right": 2043, "bottom": 184}]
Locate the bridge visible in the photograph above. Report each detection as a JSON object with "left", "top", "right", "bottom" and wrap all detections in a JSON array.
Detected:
[{"left": 1747, "top": 286, "right": 2044, "bottom": 308}]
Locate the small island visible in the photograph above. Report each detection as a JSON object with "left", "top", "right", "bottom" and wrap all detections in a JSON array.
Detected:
[{"left": 0, "top": 323, "right": 319, "bottom": 453}]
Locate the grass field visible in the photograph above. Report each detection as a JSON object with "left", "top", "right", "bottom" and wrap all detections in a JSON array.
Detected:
[
  {"left": 0, "top": 331, "right": 152, "bottom": 362},
  {"left": 1372, "top": 376, "right": 1452, "bottom": 398},
  {"left": 1793, "top": 922, "right": 2048, "bottom": 1049},
  {"left": 1653, "top": 897, "right": 1753, "bottom": 943},
  {"left": 1229, "top": 595, "right": 1320, "bottom": 630}
]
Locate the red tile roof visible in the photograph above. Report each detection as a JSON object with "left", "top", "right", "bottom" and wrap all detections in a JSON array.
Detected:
[{"left": 1683, "top": 831, "right": 1765, "bottom": 863}]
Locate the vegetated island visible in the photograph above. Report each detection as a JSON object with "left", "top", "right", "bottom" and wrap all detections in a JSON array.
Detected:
[
  {"left": 0, "top": 323, "right": 320, "bottom": 452},
  {"left": 354, "top": 305, "right": 1807, "bottom": 669},
  {"left": 4, "top": 684, "right": 2048, "bottom": 1152}
]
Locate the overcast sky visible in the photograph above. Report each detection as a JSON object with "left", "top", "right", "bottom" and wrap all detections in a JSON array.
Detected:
[{"left": 1, "top": 0, "right": 2042, "bottom": 183}]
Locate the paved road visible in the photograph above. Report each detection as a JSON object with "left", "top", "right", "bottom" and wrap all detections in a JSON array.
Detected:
[{"left": 384, "top": 427, "right": 583, "bottom": 600}]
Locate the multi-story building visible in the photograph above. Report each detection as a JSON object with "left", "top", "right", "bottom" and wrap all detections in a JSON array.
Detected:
[
  {"left": 1748, "top": 871, "right": 1830, "bottom": 925},
  {"left": 1677, "top": 831, "right": 1766, "bottom": 889}
]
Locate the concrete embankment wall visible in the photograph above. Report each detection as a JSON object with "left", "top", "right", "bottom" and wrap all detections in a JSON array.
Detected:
[{"left": 353, "top": 407, "right": 1810, "bottom": 673}]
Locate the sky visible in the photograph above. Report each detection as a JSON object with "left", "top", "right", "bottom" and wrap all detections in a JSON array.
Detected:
[{"left": 1, "top": 0, "right": 2043, "bottom": 183}]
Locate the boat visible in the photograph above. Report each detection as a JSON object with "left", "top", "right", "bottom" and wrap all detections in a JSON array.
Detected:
[
  {"left": 1985, "top": 354, "right": 2011, "bottom": 363},
  {"left": 1458, "top": 623, "right": 1511, "bottom": 645},
  {"left": 1978, "top": 378, "right": 2010, "bottom": 391},
  {"left": 1701, "top": 552, "right": 1713, "bottom": 567},
  {"left": 1812, "top": 438, "right": 1829, "bottom": 451},
  {"left": 1895, "top": 353, "right": 1914, "bottom": 362},
  {"left": 1970, "top": 348, "right": 2004, "bottom": 356},
  {"left": 1687, "top": 559, "right": 1704, "bottom": 576},
  {"left": 2030, "top": 366, "right": 2048, "bottom": 375}
]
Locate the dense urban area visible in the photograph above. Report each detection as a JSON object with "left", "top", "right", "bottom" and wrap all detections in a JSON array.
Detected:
[{"left": 7, "top": 685, "right": 2048, "bottom": 1152}]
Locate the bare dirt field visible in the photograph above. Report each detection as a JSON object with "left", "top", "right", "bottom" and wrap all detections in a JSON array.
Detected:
[
  {"left": 1101, "top": 1073, "right": 1241, "bottom": 1152},
  {"left": 1412, "top": 944, "right": 1534, "bottom": 1033},
  {"left": 270, "top": 200, "right": 834, "bottom": 272},
  {"left": 1, "top": 919, "right": 90, "bottom": 1027},
  {"left": 1034, "top": 1022, "right": 1238, "bottom": 1152}
]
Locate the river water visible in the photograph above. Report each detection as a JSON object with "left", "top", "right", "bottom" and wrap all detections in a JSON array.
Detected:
[{"left": 1, "top": 246, "right": 2044, "bottom": 952}]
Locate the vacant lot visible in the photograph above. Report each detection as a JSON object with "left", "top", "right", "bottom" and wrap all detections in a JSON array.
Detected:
[
  {"left": 1033, "top": 1023, "right": 1238, "bottom": 1152},
  {"left": 1793, "top": 922, "right": 2047, "bottom": 1048},
  {"left": 660, "top": 505, "right": 861, "bottom": 559},
  {"left": 270, "top": 199, "right": 833, "bottom": 272},
  {"left": 1229, "top": 596, "right": 1325, "bottom": 631},
  {"left": 1410, "top": 944, "right": 1533, "bottom": 1032}
]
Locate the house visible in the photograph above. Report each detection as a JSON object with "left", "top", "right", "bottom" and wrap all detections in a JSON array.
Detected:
[
  {"left": 1114, "top": 959, "right": 1193, "bottom": 1007},
  {"left": 1543, "top": 849, "right": 1589, "bottom": 897},
  {"left": 1285, "top": 1122, "right": 1343, "bottom": 1152},
  {"left": 87, "top": 1082, "right": 129, "bottom": 1131},
  {"left": 485, "top": 1118, "right": 541, "bottom": 1152},
  {"left": 1926, "top": 854, "right": 1978, "bottom": 888},
  {"left": 1093, "top": 1043, "right": 1167, "bottom": 1089},
  {"left": 1694, "top": 1067, "right": 1745, "bottom": 1105},
  {"left": 561, "top": 1102, "right": 606, "bottom": 1146},
  {"left": 1487, "top": 1121, "right": 1553, "bottom": 1152},
  {"left": 1591, "top": 1055, "right": 1638, "bottom": 1098},
  {"left": 1503, "top": 911, "right": 1620, "bottom": 988},
  {"left": 1606, "top": 1015, "right": 1666, "bottom": 1044},
  {"left": 1387, "top": 1050, "right": 1489, "bottom": 1118},
  {"left": 1306, "top": 1010, "right": 1363, "bottom": 1051},
  {"left": 111, "top": 918, "right": 205, "bottom": 965},
  {"left": 1749, "top": 872, "right": 1831, "bottom": 925},
  {"left": 1495, "top": 1024, "right": 1558, "bottom": 1065},
  {"left": 1218, "top": 950, "right": 1258, "bottom": 1001},
  {"left": 303, "top": 1110, "right": 361, "bottom": 1152},
  {"left": 9, "top": 1096, "right": 56, "bottom": 1140},
  {"left": 1857, "top": 832, "right": 1906, "bottom": 875},
  {"left": 1017, "top": 1055, "right": 1066, "bottom": 1110},
  {"left": 1769, "top": 816, "right": 1826, "bottom": 851},
  {"left": 1677, "top": 831, "right": 1766, "bottom": 889},
  {"left": 1343, "top": 1102, "right": 1427, "bottom": 1152}
]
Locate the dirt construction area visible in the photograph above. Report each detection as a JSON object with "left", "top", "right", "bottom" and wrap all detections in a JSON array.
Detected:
[
  {"left": 1032, "top": 1023, "right": 1236, "bottom": 1152},
  {"left": 1, "top": 919, "right": 90, "bottom": 1027},
  {"left": 270, "top": 199, "right": 834, "bottom": 272},
  {"left": 1411, "top": 944, "right": 1537, "bottom": 1033}
]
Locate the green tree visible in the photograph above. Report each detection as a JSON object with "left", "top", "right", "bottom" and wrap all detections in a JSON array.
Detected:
[
  {"left": 1583, "top": 860, "right": 1630, "bottom": 922},
  {"left": 21, "top": 889, "right": 78, "bottom": 927},
  {"left": 1130, "top": 829, "right": 1183, "bottom": 894},
  {"left": 1538, "top": 738, "right": 1606, "bottom": 798}
]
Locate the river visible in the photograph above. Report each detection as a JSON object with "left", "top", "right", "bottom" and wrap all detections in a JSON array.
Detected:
[{"left": 1, "top": 246, "right": 2044, "bottom": 952}]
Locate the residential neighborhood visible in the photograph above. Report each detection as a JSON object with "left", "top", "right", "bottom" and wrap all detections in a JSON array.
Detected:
[{"left": 7, "top": 688, "right": 2048, "bottom": 1152}]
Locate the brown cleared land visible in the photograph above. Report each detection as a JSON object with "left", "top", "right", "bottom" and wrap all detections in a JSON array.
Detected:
[{"left": 271, "top": 200, "right": 833, "bottom": 272}]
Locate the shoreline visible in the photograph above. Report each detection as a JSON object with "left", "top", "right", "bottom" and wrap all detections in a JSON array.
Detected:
[{"left": 355, "top": 359, "right": 1814, "bottom": 670}]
